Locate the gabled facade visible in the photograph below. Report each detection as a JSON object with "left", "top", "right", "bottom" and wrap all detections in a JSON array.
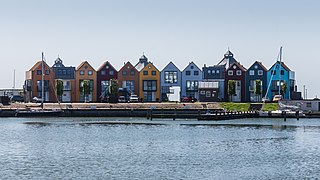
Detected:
[
  {"left": 52, "top": 57, "right": 76, "bottom": 102},
  {"left": 160, "top": 61, "right": 181, "bottom": 101},
  {"left": 267, "top": 61, "right": 295, "bottom": 100},
  {"left": 96, "top": 61, "right": 118, "bottom": 101},
  {"left": 217, "top": 50, "right": 237, "bottom": 68},
  {"left": 245, "top": 61, "right": 267, "bottom": 102},
  {"left": 118, "top": 61, "right": 139, "bottom": 96},
  {"left": 24, "top": 61, "right": 56, "bottom": 102},
  {"left": 75, "top": 61, "right": 97, "bottom": 102},
  {"left": 202, "top": 64, "right": 225, "bottom": 101},
  {"left": 135, "top": 54, "right": 149, "bottom": 72},
  {"left": 139, "top": 62, "right": 161, "bottom": 102},
  {"left": 181, "top": 61, "right": 202, "bottom": 100},
  {"left": 225, "top": 62, "right": 247, "bottom": 102}
]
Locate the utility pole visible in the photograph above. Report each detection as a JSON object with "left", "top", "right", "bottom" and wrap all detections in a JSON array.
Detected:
[{"left": 303, "top": 85, "right": 306, "bottom": 99}]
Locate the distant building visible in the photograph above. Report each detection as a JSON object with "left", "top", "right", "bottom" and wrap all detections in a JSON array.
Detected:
[
  {"left": 217, "top": 50, "right": 237, "bottom": 68},
  {"left": 225, "top": 61, "right": 247, "bottom": 102},
  {"left": 245, "top": 61, "right": 267, "bottom": 102},
  {"left": 267, "top": 61, "right": 295, "bottom": 100},
  {"left": 139, "top": 62, "right": 161, "bottom": 102},
  {"left": 75, "top": 61, "right": 97, "bottom": 102},
  {"left": 181, "top": 61, "right": 202, "bottom": 100},
  {"left": 52, "top": 57, "right": 76, "bottom": 102},
  {"left": 96, "top": 61, "right": 118, "bottom": 102},
  {"left": 202, "top": 64, "right": 225, "bottom": 101},
  {"left": 24, "top": 60, "right": 57, "bottom": 102},
  {"left": 160, "top": 61, "right": 181, "bottom": 101},
  {"left": 198, "top": 82, "right": 219, "bottom": 102},
  {"left": 118, "top": 61, "right": 139, "bottom": 96}
]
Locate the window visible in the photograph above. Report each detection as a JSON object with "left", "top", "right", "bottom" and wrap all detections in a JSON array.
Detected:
[
  {"left": 216, "top": 70, "right": 220, "bottom": 74},
  {"left": 306, "top": 102, "right": 312, "bottom": 108},
  {"left": 67, "top": 69, "right": 71, "bottom": 75},
  {"left": 206, "top": 91, "right": 211, "bottom": 97},
  {"left": 88, "top": 70, "right": 93, "bottom": 75},
  {"left": 186, "top": 71, "right": 191, "bottom": 76},
  {"left": 109, "top": 70, "right": 114, "bottom": 75},
  {"left": 37, "top": 70, "right": 42, "bottom": 75},
  {"left": 143, "top": 80, "right": 157, "bottom": 91},
  {"left": 249, "top": 70, "right": 254, "bottom": 76},
  {"left": 200, "top": 91, "right": 205, "bottom": 95},
  {"left": 164, "top": 71, "right": 178, "bottom": 83},
  {"left": 207, "top": 70, "right": 211, "bottom": 74},
  {"left": 271, "top": 70, "right": 276, "bottom": 75},
  {"left": 236, "top": 70, "right": 242, "bottom": 76},
  {"left": 130, "top": 70, "right": 135, "bottom": 75},
  {"left": 190, "top": 65, "right": 194, "bottom": 69},
  {"left": 258, "top": 70, "right": 263, "bottom": 75},
  {"left": 152, "top": 71, "right": 156, "bottom": 76},
  {"left": 280, "top": 70, "right": 284, "bottom": 75},
  {"left": 186, "top": 80, "right": 198, "bottom": 91},
  {"left": 101, "top": 70, "right": 106, "bottom": 75},
  {"left": 58, "top": 70, "right": 62, "bottom": 75},
  {"left": 212, "top": 70, "right": 216, "bottom": 74},
  {"left": 101, "top": 81, "right": 109, "bottom": 94},
  {"left": 45, "top": 70, "right": 50, "bottom": 75},
  {"left": 80, "top": 80, "right": 94, "bottom": 92},
  {"left": 125, "top": 81, "right": 135, "bottom": 92},
  {"left": 143, "top": 71, "right": 148, "bottom": 75},
  {"left": 194, "top": 71, "right": 199, "bottom": 76},
  {"left": 80, "top": 70, "right": 84, "bottom": 75},
  {"left": 62, "top": 70, "right": 66, "bottom": 75},
  {"left": 228, "top": 70, "right": 233, "bottom": 76},
  {"left": 122, "top": 70, "right": 127, "bottom": 76}
]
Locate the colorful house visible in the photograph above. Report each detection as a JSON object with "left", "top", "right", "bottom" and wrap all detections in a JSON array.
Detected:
[
  {"left": 217, "top": 50, "right": 238, "bottom": 68},
  {"left": 267, "top": 61, "right": 295, "bottom": 100},
  {"left": 139, "top": 62, "right": 161, "bottom": 102},
  {"left": 181, "top": 61, "right": 202, "bottom": 100},
  {"left": 52, "top": 57, "right": 76, "bottom": 102},
  {"left": 160, "top": 61, "right": 181, "bottom": 101},
  {"left": 202, "top": 64, "right": 225, "bottom": 101},
  {"left": 24, "top": 60, "right": 57, "bottom": 102},
  {"left": 118, "top": 61, "right": 139, "bottom": 96},
  {"left": 96, "top": 61, "right": 118, "bottom": 101},
  {"left": 75, "top": 61, "right": 97, "bottom": 102},
  {"left": 245, "top": 61, "right": 267, "bottom": 102},
  {"left": 225, "top": 61, "right": 247, "bottom": 102}
]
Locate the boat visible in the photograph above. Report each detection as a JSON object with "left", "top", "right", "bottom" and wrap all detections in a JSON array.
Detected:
[
  {"left": 15, "top": 53, "right": 63, "bottom": 117},
  {"left": 259, "top": 47, "right": 305, "bottom": 118}
]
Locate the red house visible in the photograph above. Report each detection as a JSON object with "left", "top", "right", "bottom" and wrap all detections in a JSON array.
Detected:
[
  {"left": 224, "top": 61, "right": 247, "bottom": 102},
  {"left": 96, "top": 61, "right": 118, "bottom": 101}
]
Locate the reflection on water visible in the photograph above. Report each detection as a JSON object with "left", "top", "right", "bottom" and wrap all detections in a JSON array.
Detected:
[{"left": 0, "top": 117, "right": 320, "bottom": 179}]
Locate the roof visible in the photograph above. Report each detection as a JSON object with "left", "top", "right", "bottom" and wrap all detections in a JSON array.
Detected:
[
  {"left": 182, "top": 61, "right": 202, "bottom": 72},
  {"left": 161, "top": 61, "right": 181, "bottom": 72},
  {"left": 217, "top": 50, "right": 238, "bottom": 67},
  {"left": 141, "top": 62, "right": 160, "bottom": 72},
  {"left": 227, "top": 61, "right": 247, "bottom": 71},
  {"left": 248, "top": 61, "right": 268, "bottom": 71},
  {"left": 29, "top": 61, "right": 51, "bottom": 71},
  {"left": 97, "top": 61, "right": 117, "bottom": 72},
  {"left": 119, "top": 61, "right": 138, "bottom": 72},
  {"left": 135, "top": 54, "right": 149, "bottom": 71},
  {"left": 268, "top": 61, "right": 291, "bottom": 71},
  {"left": 76, "top": 61, "right": 96, "bottom": 71}
]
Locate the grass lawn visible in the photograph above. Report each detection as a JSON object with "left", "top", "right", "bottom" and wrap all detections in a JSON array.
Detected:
[
  {"left": 261, "top": 103, "right": 279, "bottom": 111},
  {"left": 220, "top": 102, "right": 278, "bottom": 111}
]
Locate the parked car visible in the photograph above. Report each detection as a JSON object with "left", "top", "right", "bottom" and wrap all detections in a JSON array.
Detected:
[
  {"left": 272, "top": 95, "right": 283, "bottom": 102},
  {"left": 129, "top": 95, "right": 139, "bottom": 103},
  {"left": 32, "top": 97, "right": 43, "bottom": 103},
  {"left": 118, "top": 96, "right": 126, "bottom": 103},
  {"left": 181, "top": 96, "right": 197, "bottom": 103},
  {"left": 10, "top": 95, "right": 24, "bottom": 102}
]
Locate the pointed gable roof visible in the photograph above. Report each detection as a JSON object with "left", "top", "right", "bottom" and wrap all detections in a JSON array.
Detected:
[
  {"left": 161, "top": 61, "right": 181, "bottom": 72},
  {"left": 141, "top": 62, "right": 160, "bottom": 72},
  {"left": 119, "top": 61, "right": 137, "bottom": 72},
  {"left": 29, "top": 60, "right": 51, "bottom": 71},
  {"left": 268, "top": 61, "right": 291, "bottom": 71},
  {"left": 97, "top": 61, "right": 117, "bottom": 72},
  {"left": 52, "top": 56, "right": 65, "bottom": 68},
  {"left": 182, "top": 61, "right": 202, "bottom": 72},
  {"left": 227, "top": 61, "right": 247, "bottom": 71},
  {"left": 76, "top": 61, "right": 96, "bottom": 71},
  {"left": 135, "top": 54, "right": 149, "bottom": 71},
  {"left": 248, "top": 61, "right": 268, "bottom": 71}
]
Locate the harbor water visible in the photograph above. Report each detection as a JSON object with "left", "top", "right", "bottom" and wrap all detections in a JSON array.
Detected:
[{"left": 0, "top": 117, "right": 320, "bottom": 179}]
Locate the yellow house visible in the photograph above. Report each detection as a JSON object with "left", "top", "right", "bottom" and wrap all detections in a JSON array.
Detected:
[
  {"left": 139, "top": 62, "right": 160, "bottom": 102},
  {"left": 75, "top": 61, "right": 97, "bottom": 102}
]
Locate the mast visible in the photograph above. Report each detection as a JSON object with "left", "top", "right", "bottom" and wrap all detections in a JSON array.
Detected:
[
  {"left": 278, "top": 46, "right": 282, "bottom": 96},
  {"left": 41, "top": 52, "right": 44, "bottom": 109},
  {"left": 13, "top": 69, "right": 16, "bottom": 90}
]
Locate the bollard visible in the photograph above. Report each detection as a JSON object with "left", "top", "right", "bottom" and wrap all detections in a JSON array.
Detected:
[
  {"left": 150, "top": 109, "right": 153, "bottom": 120},
  {"left": 282, "top": 111, "right": 287, "bottom": 121},
  {"left": 296, "top": 110, "right": 299, "bottom": 120},
  {"left": 173, "top": 108, "right": 177, "bottom": 120}
]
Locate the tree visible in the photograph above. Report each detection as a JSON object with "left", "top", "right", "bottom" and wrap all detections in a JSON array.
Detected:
[
  {"left": 82, "top": 80, "right": 91, "bottom": 102},
  {"left": 55, "top": 79, "right": 63, "bottom": 102},
  {"left": 228, "top": 80, "right": 236, "bottom": 102},
  {"left": 254, "top": 79, "right": 262, "bottom": 101},
  {"left": 108, "top": 79, "right": 119, "bottom": 103}
]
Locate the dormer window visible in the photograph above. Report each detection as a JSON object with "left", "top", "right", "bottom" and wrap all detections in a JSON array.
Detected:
[
  {"left": 258, "top": 70, "right": 263, "bottom": 75},
  {"left": 249, "top": 70, "right": 254, "bottom": 76},
  {"left": 228, "top": 70, "right": 233, "bottom": 76},
  {"left": 236, "top": 70, "right": 242, "bottom": 76}
]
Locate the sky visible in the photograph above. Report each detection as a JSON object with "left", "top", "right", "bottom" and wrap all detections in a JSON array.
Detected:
[{"left": 0, "top": 0, "right": 319, "bottom": 98}]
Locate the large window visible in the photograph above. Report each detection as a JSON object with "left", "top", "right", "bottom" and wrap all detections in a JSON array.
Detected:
[
  {"left": 143, "top": 71, "right": 148, "bottom": 75},
  {"left": 126, "top": 81, "right": 135, "bottom": 93},
  {"left": 186, "top": 71, "right": 191, "bottom": 76},
  {"left": 37, "top": 70, "right": 42, "bottom": 75},
  {"left": 186, "top": 80, "right": 198, "bottom": 91},
  {"left": 152, "top": 71, "right": 156, "bottom": 76},
  {"left": 37, "top": 80, "right": 49, "bottom": 92},
  {"left": 80, "top": 80, "right": 94, "bottom": 92},
  {"left": 194, "top": 71, "right": 199, "bottom": 76},
  {"left": 143, "top": 80, "right": 157, "bottom": 91},
  {"left": 101, "top": 81, "right": 109, "bottom": 94},
  {"left": 122, "top": 70, "right": 127, "bottom": 76},
  {"left": 249, "top": 70, "right": 254, "bottom": 76},
  {"left": 164, "top": 71, "right": 178, "bottom": 83}
]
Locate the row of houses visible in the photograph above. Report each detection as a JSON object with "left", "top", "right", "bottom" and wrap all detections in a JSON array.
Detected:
[{"left": 24, "top": 50, "right": 301, "bottom": 103}]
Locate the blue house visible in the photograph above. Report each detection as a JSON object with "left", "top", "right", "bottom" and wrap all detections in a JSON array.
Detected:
[
  {"left": 181, "top": 61, "right": 202, "bottom": 100},
  {"left": 202, "top": 64, "right": 225, "bottom": 101},
  {"left": 160, "top": 61, "right": 181, "bottom": 101},
  {"left": 245, "top": 61, "right": 267, "bottom": 102},
  {"left": 267, "top": 61, "right": 295, "bottom": 100}
]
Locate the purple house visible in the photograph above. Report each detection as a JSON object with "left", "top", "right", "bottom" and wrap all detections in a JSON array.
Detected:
[{"left": 97, "top": 61, "right": 118, "bottom": 101}]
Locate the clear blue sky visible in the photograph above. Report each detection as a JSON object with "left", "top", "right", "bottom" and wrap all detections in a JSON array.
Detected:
[{"left": 0, "top": 0, "right": 319, "bottom": 98}]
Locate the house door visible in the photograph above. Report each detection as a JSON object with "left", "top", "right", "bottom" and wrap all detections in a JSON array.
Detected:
[
  {"left": 62, "top": 91, "right": 71, "bottom": 102},
  {"left": 233, "top": 81, "right": 241, "bottom": 102}
]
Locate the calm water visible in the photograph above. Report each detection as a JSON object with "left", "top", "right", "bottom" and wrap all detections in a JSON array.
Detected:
[{"left": 1, "top": 117, "right": 320, "bottom": 179}]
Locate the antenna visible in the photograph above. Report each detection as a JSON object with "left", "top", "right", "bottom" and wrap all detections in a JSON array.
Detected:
[{"left": 13, "top": 69, "right": 16, "bottom": 90}]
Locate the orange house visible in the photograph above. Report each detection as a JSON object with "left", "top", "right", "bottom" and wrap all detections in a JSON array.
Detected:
[
  {"left": 24, "top": 61, "right": 57, "bottom": 102},
  {"left": 139, "top": 62, "right": 161, "bottom": 102},
  {"left": 75, "top": 61, "right": 97, "bottom": 102}
]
